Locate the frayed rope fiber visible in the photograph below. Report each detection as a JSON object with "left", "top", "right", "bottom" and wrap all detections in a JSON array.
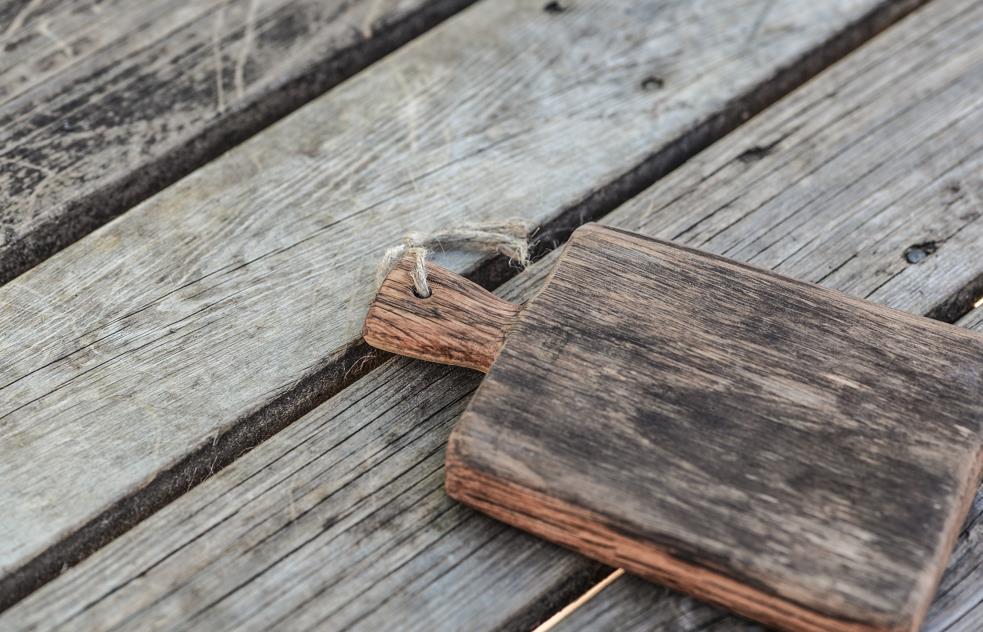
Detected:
[{"left": 377, "top": 219, "right": 536, "bottom": 297}]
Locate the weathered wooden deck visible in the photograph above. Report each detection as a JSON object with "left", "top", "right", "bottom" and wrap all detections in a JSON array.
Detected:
[{"left": 1, "top": 0, "right": 982, "bottom": 629}]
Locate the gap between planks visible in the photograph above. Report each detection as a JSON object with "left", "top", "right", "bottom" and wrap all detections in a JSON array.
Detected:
[
  {"left": 0, "top": 0, "right": 933, "bottom": 617},
  {"left": 534, "top": 569, "right": 626, "bottom": 632},
  {"left": 0, "top": 0, "right": 479, "bottom": 285},
  {"left": 9, "top": 18, "right": 980, "bottom": 627}
]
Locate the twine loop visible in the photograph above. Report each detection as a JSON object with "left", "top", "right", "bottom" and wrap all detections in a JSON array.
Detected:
[{"left": 377, "top": 219, "right": 535, "bottom": 298}]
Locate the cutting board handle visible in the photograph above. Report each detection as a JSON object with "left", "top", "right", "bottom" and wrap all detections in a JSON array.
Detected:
[{"left": 363, "top": 255, "right": 521, "bottom": 372}]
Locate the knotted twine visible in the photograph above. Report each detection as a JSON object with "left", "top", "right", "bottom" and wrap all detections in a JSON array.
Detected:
[{"left": 376, "top": 219, "right": 535, "bottom": 297}]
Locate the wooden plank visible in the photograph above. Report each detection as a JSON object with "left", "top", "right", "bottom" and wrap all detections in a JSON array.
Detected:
[
  {"left": 0, "top": 0, "right": 920, "bottom": 609},
  {"left": 2, "top": 272, "right": 606, "bottom": 632},
  {"left": 552, "top": 572, "right": 765, "bottom": 631},
  {"left": 8, "top": 246, "right": 983, "bottom": 631},
  {"left": 5, "top": 0, "right": 983, "bottom": 627},
  {"left": 0, "top": 0, "right": 475, "bottom": 284},
  {"left": 446, "top": 225, "right": 983, "bottom": 632}
]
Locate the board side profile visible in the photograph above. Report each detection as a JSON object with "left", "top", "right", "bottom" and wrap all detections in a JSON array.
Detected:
[{"left": 445, "top": 224, "right": 983, "bottom": 632}]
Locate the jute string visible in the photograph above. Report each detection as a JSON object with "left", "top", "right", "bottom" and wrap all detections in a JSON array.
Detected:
[{"left": 377, "top": 219, "right": 535, "bottom": 297}]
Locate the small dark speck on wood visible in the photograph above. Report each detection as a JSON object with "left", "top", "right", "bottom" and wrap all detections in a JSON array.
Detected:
[
  {"left": 736, "top": 140, "right": 780, "bottom": 163},
  {"left": 543, "top": 1, "right": 566, "bottom": 14},
  {"left": 904, "top": 241, "right": 939, "bottom": 264},
  {"left": 641, "top": 75, "right": 665, "bottom": 90}
]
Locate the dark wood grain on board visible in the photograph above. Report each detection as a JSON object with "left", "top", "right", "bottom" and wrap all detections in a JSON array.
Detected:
[
  {"left": 447, "top": 225, "right": 983, "bottom": 632},
  {"left": 364, "top": 256, "right": 520, "bottom": 373},
  {"left": 0, "top": 0, "right": 474, "bottom": 284}
]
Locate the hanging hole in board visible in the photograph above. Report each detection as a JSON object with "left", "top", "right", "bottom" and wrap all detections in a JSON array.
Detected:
[{"left": 413, "top": 286, "right": 432, "bottom": 299}]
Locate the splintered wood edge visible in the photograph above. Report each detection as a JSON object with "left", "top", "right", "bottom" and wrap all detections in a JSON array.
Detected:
[{"left": 363, "top": 256, "right": 521, "bottom": 372}]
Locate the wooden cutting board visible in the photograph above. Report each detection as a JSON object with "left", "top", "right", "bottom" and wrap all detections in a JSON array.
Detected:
[{"left": 363, "top": 224, "right": 983, "bottom": 632}]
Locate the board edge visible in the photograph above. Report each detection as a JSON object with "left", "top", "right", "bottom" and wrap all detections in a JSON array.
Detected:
[{"left": 444, "top": 447, "right": 918, "bottom": 632}]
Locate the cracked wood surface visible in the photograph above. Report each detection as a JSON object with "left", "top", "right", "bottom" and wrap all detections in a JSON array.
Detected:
[
  {"left": 0, "top": 0, "right": 474, "bottom": 284},
  {"left": 0, "top": 0, "right": 920, "bottom": 608},
  {"left": 5, "top": 0, "right": 983, "bottom": 628}
]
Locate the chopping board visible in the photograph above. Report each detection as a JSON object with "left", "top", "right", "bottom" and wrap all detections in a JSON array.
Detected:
[{"left": 363, "top": 223, "right": 983, "bottom": 632}]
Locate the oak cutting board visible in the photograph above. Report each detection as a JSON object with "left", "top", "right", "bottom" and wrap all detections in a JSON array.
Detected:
[{"left": 363, "top": 224, "right": 983, "bottom": 632}]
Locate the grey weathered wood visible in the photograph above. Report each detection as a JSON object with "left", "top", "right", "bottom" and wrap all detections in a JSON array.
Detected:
[
  {"left": 8, "top": 245, "right": 983, "bottom": 632},
  {"left": 556, "top": 571, "right": 765, "bottom": 631},
  {"left": 0, "top": 0, "right": 918, "bottom": 608},
  {"left": 448, "top": 224, "right": 983, "bottom": 632},
  {"left": 1, "top": 268, "right": 606, "bottom": 632},
  {"left": 0, "top": 0, "right": 474, "bottom": 284},
  {"left": 7, "top": 0, "right": 983, "bottom": 627}
]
